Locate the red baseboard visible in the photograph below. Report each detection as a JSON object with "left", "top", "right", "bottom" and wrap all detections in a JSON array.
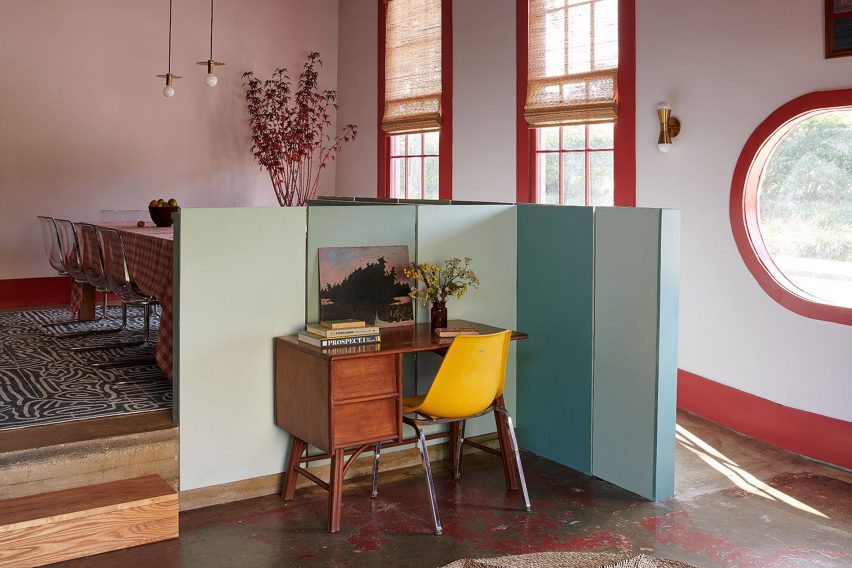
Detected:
[
  {"left": 678, "top": 369, "right": 852, "bottom": 470},
  {"left": 0, "top": 277, "right": 72, "bottom": 309}
]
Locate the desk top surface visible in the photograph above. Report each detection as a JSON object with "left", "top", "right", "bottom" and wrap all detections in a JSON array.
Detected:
[{"left": 276, "top": 319, "right": 527, "bottom": 360}]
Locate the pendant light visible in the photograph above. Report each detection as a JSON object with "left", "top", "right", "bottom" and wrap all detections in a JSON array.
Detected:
[
  {"left": 156, "top": 0, "right": 182, "bottom": 97},
  {"left": 197, "top": 0, "right": 225, "bottom": 87}
]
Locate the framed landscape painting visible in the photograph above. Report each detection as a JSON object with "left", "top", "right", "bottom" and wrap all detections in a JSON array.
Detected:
[{"left": 318, "top": 245, "right": 414, "bottom": 327}]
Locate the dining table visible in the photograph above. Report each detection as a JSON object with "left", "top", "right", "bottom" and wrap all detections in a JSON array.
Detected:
[{"left": 70, "top": 222, "right": 174, "bottom": 380}]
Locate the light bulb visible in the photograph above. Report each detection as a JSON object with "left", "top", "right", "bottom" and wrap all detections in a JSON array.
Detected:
[
  {"left": 163, "top": 85, "right": 175, "bottom": 98},
  {"left": 205, "top": 73, "right": 218, "bottom": 87},
  {"left": 657, "top": 101, "right": 671, "bottom": 111},
  {"left": 657, "top": 143, "right": 672, "bottom": 153}
]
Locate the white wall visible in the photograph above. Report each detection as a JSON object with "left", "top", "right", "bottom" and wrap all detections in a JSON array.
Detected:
[
  {"left": 0, "top": 0, "right": 338, "bottom": 280},
  {"left": 335, "top": 0, "right": 518, "bottom": 202},
  {"left": 335, "top": 0, "right": 378, "bottom": 197},
  {"left": 452, "top": 0, "right": 517, "bottom": 202},
  {"left": 636, "top": 0, "right": 852, "bottom": 421}
]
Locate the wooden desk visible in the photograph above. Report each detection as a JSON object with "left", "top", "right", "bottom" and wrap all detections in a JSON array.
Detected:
[{"left": 274, "top": 320, "right": 528, "bottom": 533}]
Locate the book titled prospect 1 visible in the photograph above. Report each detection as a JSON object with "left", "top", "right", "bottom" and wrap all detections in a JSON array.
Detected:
[{"left": 296, "top": 332, "right": 381, "bottom": 348}]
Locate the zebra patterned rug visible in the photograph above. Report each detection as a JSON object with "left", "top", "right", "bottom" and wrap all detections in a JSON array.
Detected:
[{"left": 0, "top": 307, "right": 172, "bottom": 431}]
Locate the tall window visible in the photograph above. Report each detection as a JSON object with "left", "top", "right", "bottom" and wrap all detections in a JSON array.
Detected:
[
  {"left": 522, "top": 0, "right": 621, "bottom": 206},
  {"left": 731, "top": 91, "right": 852, "bottom": 326},
  {"left": 390, "top": 132, "right": 440, "bottom": 199},
  {"left": 380, "top": 0, "right": 451, "bottom": 199},
  {"left": 535, "top": 123, "right": 613, "bottom": 205}
]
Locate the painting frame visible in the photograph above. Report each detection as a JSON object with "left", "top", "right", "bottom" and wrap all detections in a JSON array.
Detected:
[
  {"left": 317, "top": 245, "right": 414, "bottom": 328},
  {"left": 826, "top": 0, "right": 852, "bottom": 58}
]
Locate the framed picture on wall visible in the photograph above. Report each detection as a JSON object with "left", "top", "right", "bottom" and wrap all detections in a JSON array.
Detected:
[{"left": 826, "top": 0, "right": 852, "bottom": 58}]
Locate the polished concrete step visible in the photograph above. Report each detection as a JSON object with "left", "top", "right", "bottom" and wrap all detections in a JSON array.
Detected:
[
  {"left": 0, "top": 475, "right": 178, "bottom": 566},
  {"left": 0, "top": 411, "right": 178, "bottom": 502}
]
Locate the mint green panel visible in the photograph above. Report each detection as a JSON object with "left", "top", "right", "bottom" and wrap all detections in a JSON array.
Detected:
[
  {"left": 516, "top": 205, "right": 594, "bottom": 474},
  {"left": 176, "top": 207, "right": 307, "bottom": 490},
  {"left": 416, "top": 205, "right": 517, "bottom": 439},
  {"left": 592, "top": 207, "right": 679, "bottom": 501},
  {"left": 306, "top": 206, "right": 417, "bottom": 325}
]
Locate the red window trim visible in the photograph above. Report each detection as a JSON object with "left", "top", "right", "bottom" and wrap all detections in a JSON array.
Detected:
[
  {"left": 377, "top": 0, "right": 452, "bottom": 200},
  {"left": 516, "top": 0, "right": 635, "bottom": 206},
  {"left": 730, "top": 89, "right": 852, "bottom": 326}
]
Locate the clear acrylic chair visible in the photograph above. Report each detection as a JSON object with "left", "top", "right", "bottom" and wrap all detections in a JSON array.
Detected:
[
  {"left": 37, "top": 216, "right": 106, "bottom": 329},
  {"left": 37, "top": 216, "right": 66, "bottom": 276},
  {"left": 87, "top": 227, "right": 158, "bottom": 369},
  {"left": 54, "top": 219, "right": 108, "bottom": 321},
  {"left": 63, "top": 223, "right": 135, "bottom": 348}
]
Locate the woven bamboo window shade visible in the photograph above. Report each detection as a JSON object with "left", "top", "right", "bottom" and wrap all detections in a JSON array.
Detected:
[
  {"left": 382, "top": 0, "right": 442, "bottom": 135},
  {"left": 525, "top": 0, "right": 618, "bottom": 128}
]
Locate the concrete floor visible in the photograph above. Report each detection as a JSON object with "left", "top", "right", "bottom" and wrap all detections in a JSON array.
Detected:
[{"left": 58, "top": 411, "right": 851, "bottom": 568}]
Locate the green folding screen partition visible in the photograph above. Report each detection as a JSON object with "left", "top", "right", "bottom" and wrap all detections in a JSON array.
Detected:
[
  {"left": 176, "top": 203, "right": 678, "bottom": 500},
  {"left": 515, "top": 205, "right": 680, "bottom": 500}
]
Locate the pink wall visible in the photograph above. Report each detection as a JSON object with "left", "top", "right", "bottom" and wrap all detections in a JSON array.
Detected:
[
  {"left": 0, "top": 0, "right": 338, "bottom": 279},
  {"left": 636, "top": 0, "right": 852, "bottom": 422}
]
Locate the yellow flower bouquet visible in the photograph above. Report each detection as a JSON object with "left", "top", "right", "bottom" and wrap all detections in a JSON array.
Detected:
[{"left": 403, "top": 257, "right": 479, "bottom": 305}]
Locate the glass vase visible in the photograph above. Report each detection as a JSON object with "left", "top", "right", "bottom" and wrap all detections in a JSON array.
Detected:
[{"left": 430, "top": 301, "right": 448, "bottom": 331}]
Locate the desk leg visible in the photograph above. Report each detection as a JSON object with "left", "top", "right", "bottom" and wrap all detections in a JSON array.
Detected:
[
  {"left": 282, "top": 437, "right": 307, "bottom": 501},
  {"left": 78, "top": 284, "right": 96, "bottom": 321},
  {"left": 494, "top": 395, "right": 520, "bottom": 491},
  {"left": 328, "top": 449, "right": 345, "bottom": 533}
]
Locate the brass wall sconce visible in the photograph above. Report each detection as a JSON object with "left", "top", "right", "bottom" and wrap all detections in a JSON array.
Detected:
[{"left": 656, "top": 102, "right": 681, "bottom": 153}]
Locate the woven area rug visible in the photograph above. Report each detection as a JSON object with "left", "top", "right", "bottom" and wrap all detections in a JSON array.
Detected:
[
  {"left": 0, "top": 308, "right": 172, "bottom": 430},
  {"left": 442, "top": 552, "right": 700, "bottom": 568}
]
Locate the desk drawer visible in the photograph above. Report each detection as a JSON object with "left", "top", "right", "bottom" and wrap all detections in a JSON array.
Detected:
[
  {"left": 333, "top": 396, "right": 399, "bottom": 448},
  {"left": 331, "top": 355, "right": 397, "bottom": 402}
]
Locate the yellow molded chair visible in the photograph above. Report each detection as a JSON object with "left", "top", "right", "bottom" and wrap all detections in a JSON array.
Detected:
[{"left": 371, "top": 330, "right": 530, "bottom": 534}]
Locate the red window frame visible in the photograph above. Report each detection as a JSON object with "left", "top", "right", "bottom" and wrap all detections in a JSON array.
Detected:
[
  {"left": 730, "top": 89, "right": 852, "bottom": 326},
  {"left": 533, "top": 125, "right": 615, "bottom": 205},
  {"left": 388, "top": 133, "right": 441, "bottom": 199},
  {"left": 516, "top": 0, "right": 635, "bottom": 206},
  {"left": 377, "top": 0, "right": 452, "bottom": 200}
]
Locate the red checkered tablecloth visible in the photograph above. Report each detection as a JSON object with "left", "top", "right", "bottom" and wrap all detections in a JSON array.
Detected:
[{"left": 71, "top": 222, "right": 174, "bottom": 380}]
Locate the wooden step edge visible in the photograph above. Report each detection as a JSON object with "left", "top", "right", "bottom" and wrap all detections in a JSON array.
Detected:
[
  {"left": 0, "top": 493, "right": 177, "bottom": 534},
  {"left": 0, "top": 475, "right": 176, "bottom": 528}
]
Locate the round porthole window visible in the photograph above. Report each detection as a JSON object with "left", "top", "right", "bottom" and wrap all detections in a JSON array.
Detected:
[{"left": 731, "top": 91, "right": 852, "bottom": 325}]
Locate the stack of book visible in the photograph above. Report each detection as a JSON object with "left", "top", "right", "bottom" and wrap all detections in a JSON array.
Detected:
[{"left": 297, "top": 319, "right": 382, "bottom": 348}]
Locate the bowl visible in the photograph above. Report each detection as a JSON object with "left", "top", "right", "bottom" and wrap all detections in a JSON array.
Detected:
[{"left": 148, "top": 205, "right": 180, "bottom": 227}]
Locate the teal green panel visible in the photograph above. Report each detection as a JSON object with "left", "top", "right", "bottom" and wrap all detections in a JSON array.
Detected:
[
  {"left": 306, "top": 206, "right": 417, "bottom": 324},
  {"left": 654, "top": 210, "right": 680, "bottom": 500},
  {"left": 592, "top": 207, "right": 676, "bottom": 501},
  {"left": 516, "top": 205, "right": 594, "bottom": 474}
]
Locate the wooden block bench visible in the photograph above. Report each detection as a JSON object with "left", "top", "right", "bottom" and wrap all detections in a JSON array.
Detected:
[{"left": 0, "top": 475, "right": 178, "bottom": 567}]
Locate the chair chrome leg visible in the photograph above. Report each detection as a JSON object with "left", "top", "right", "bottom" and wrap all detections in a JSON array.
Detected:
[
  {"left": 411, "top": 421, "right": 442, "bottom": 535},
  {"left": 74, "top": 302, "right": 155, "bottom": 353},
  {"left": 496, "top": 407, "right": 531, "bottom": 512},
  {"left": 371, "top": 442, "right": 381, "bottom": 498},
  {"left": 62, "top": 303, "right": 128, "bottom": 340},
  {"left": 454, "top": 420, "right": 465, "bottom": 480}
]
